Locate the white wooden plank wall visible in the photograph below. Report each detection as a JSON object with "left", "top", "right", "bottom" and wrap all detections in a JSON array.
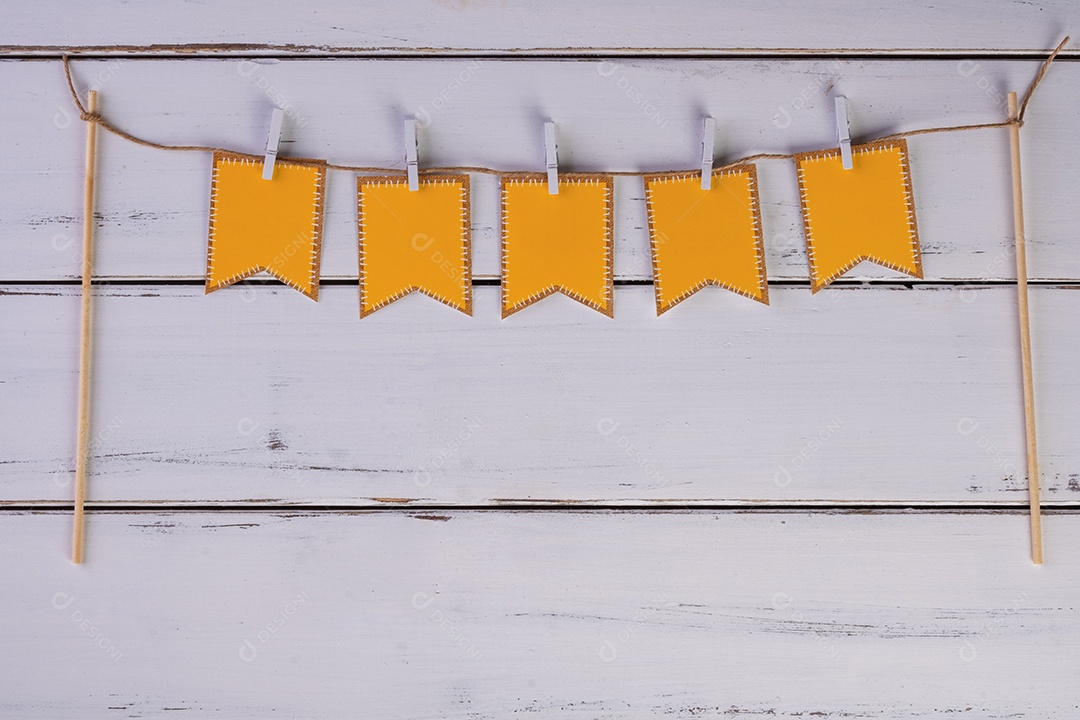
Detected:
[{"left": 1, "top": 2, "right": 1078, "bottom": 717}]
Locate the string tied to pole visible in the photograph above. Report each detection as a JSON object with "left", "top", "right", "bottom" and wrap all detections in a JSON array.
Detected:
[{"left": 61, "top": 36, "right": 1066, "bottom": 176}]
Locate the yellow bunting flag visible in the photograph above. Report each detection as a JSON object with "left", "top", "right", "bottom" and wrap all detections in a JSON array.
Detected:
[
  {"left": 795, "top": 139, "right": 922, "bottom": 292},
  {"left": 501, "top": 174, "right": 613, "bottom": 318},
  {"left": 357, "top": 175, "right": 471, "bottom": 318},
  {"left": 206, "top": 151, "right": 327, "bottom": 299},
  {"left": 644, "top": 167, "right": 768, "bottom": 314}
]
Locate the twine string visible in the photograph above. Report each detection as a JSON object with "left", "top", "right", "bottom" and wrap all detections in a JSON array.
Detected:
[
  {"left": 61, "top": 36, "right": 1069, "bottom": 177},
  {"left": 1018, "top": 35, "right": 1069, "bottom": 122}
]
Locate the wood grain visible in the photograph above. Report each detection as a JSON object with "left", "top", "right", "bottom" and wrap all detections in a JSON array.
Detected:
[
  {"left": 3, "top": 284, "right": 1077, "bottom": 507},
  {"left": 1, "top": 1, "right": 1077, "bottom": 55},
  {"left": 3, "top": 5, "right": 1079, "bottom": 714},
  {"left": 0, "top": 509, "right": 1074, "bottom": 718},
  {"left": 4, "top": 59, "right": 1080, "bottom": 282}
]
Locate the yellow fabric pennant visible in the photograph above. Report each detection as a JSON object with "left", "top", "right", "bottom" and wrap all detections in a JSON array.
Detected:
[
  {"left": 644, "top": 166, "right": 768, "bottom": 314},
  {"left": 206, "top": 151, "right": 327, "bottom": 299},
  {"left": 357, "top": 175, "right": 471, "bottom": 318},
  {"left": 795, "top": 138, "right": 922, "bottom": 292},
  {"left": 501, "top": 174, "right": 613, "bottom": 318}
]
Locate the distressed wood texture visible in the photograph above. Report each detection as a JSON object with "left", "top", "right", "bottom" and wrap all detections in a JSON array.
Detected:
[
  {"left": 3, "top": 3, "right": 1080, "bottom": 717},
  {"left": 3, "top": 58, "right": 1080, "bottom": 282},
  {"left": 0, "top": 510, "right": 1076, "bottom": 718},
  {"left": 1, "top": 1, "right": 1078, "bottom": 55},
  {"left": 3, "top": 284, "right": 1079, "bottom": 506}
]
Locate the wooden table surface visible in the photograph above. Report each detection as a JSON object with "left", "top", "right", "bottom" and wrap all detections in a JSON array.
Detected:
[{"left": 2, "top": 2, "right": 1079, "bottom": 717}]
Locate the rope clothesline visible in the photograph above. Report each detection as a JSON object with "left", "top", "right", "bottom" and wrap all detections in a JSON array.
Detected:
[
  {"left": 61, "top": 39, "right": 1069, "bottom": 566},
  {"left": 61, "top": 36, "right": 1068, "bottom": 177}
]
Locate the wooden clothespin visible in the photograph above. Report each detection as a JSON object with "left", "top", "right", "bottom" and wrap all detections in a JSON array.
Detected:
[
  {"left": 544, "top": 121, "right": 559, "bottom": 195},
  {"left": 835, "top": 96, "right": 853, "bottom": 170},
  {"left": 261, "top": 107, "right": 285, "bottom": 180},
  {"left": 701, "top": 116, "right": 716, "bottom": 190},
  {"left": 405, "top": 117, "right": 419, "bottom": 191}
]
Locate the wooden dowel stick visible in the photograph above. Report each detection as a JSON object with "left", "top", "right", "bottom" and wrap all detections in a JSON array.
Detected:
[
  {"left": 72, "top": 90, "right": 98, "bottom": 564},
  {"left": 1006, "top": 91, "right": 1043, "bottom": 565}
]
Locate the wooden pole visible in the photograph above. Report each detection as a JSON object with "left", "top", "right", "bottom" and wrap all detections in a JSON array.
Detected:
[
  {"left": 72, "top": 90, "right": 98, "bottom": 564},
  {"left": 1006, "top": 91, "right": 1043, "bottom": 565}
]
